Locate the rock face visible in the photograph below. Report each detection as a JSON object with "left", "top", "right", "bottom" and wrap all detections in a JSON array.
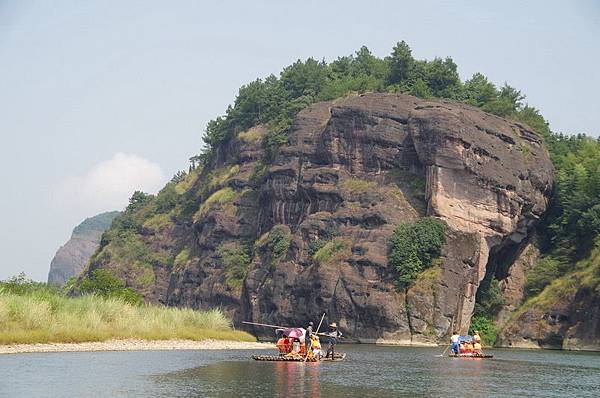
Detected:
[
  {"left": 89, "top": 93, "right": 554, "bottom": 343},
  {"left": 495, "top": 238, "right": 541, "bottom": 326},
  {"left": 48, "top": 211, "right": 120, "bottom": 285},
  {"left": 241, "top": 93, "right": 553, "bottom": 341},
  {"left": 497, "top": 244, "right": 600, "bottom": 351}
]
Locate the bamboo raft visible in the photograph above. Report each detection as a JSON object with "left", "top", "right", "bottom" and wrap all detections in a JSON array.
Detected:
[
  {"left": 448, "top": 353, "right": 493, "bottom": 359},
  {"left": 252, "top": 353, "right": 346, "bottom": 362}
]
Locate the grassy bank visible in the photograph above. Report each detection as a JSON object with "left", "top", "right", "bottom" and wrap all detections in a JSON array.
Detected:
[{"left": 0, "top": 279, "right": 253, "bottom": 345}]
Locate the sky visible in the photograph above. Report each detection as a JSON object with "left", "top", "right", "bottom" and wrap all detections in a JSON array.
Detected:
[{"left": 0, "top": 0, "right": 599, "bottom": 281}]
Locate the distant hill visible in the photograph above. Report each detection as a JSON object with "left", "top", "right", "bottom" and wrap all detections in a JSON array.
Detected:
[{"left": 48, "top": 211, "right": 120, "bottom": 285}]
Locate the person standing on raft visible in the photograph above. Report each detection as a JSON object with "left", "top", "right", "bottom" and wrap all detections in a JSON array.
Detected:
[
  {"left": 306, "top": 321, "right": 314, "bottom": 338},
  {"left": 325, "top": 322, "right": 342, "bottom": 359},
  {"left": 450, "top": 331, "right": 460, "bottom": 355},
  {"left": 473, "top": 330, "right": 482, "bottom": 354}
]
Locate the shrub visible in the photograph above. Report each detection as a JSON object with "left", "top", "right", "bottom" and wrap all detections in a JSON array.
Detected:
[
  {"left": 79, "top": 269, "right": 143, "bottom": 305},
  {"left": 469, "top": 315, "right": 498, "bottom": 346},
  {"left": 173, "top": 249, "right": 191, "bottom": 272},
  {"left": 525, "top": 257, "right": 564, "bottom": 298},
  {"left": 257, "top": 225, "right": 292, "bottom": 267},
  {"left": 342, "top": 178, "right": 376, "bottom": 193},
  {"left": 218, "top": 244, "right": 252, "bottom": 290},
  {"left": 308, "top": 239, "right": 327, "bottom": 257},
  {"left": 175, "top": 167, "right": 202, "bottom": 194},
  {"left": 389, "top": 217, "right": 447, "bottom": 286},
  {"left": 0, "top": 273, "right": 58, "bottom": 296},
  {"left": 238, "top": 126, "right": 264, "bottom": 143},
  {"left": 195, "top": 187, "right": 237, "bottom": 219},
  {"left": 208, "top": 165, "right": 240, "bottom": 191},
  {"left": 265, "top": 225, "right": 292, "bottom": 259},
  {"left": 312, "top": 239, "right": 347, "bottom": 264},
  {"left": 142, "top": 213, "right": 173, "bottom": 232}
]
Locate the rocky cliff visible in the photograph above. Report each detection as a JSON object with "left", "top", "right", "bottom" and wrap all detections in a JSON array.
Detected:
[
  {"left": 48, "top": 211, "right": 120, "bottom": 285},
  {"left": 497, "top": 241, "right": 600, "bottom": 350},
  {"left": 87, "top": 93, "right": 553, "bottom": 343}
]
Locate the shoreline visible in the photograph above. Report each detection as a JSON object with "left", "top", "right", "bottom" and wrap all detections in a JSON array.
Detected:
[
  {"left": 0, "top": 339, "right": 274, "bottom": 355},
  {"left": 3, "top": 339, "right": 597, "bottom": 355}
]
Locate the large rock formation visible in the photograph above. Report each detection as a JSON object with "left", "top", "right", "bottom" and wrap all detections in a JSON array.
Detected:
[
  {"left": 48, "top": 211, "right": 120, "bottom": 285},
  {"left": 240, "top": 93, "right": 553, "bottom": 341},
  {"left": 88, "top": 93, "right": 554, "bottom": 343}
]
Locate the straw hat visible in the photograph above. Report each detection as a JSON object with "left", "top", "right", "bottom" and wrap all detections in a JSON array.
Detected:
[{"left": 329, "top": 322, "right": 337, "bottom": 328}]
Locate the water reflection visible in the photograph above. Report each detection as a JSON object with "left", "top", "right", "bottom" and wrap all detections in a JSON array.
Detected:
[{"left": 152, "top": 354, "right": 383, "bottom": 398}]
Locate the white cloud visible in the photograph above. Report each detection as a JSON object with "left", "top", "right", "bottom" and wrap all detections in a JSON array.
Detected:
[{"left": 53, "top": 152, "right": 167, "bottom": 214}]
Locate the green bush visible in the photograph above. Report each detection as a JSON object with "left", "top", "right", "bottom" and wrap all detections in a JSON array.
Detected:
[
  {"left": 173, "top": 249, "right": 191, "bottom": 271},
  {"left": 308, "top": 239, "right": 327, "bottom": 257},
  {"left": 312, "top": 239, "right": 346, "bottom": 264},
  {"left": 265, "top": 225, "right": 292, "bottom": 259},
  {"left": 194, "top": 187, "right": 237, "bottom": 220},
  {"left": 218, "top": 244, "right": 251, "bottom": 290},
  {"left": 389, "top": 217, "right": 447, "bottom": 286},
  {"left": 0, "top": 273, "right": 58, "bottom": 296},
  {"left": 342, "top": 178, "right": 376, "bottom": 193},
  {"left": 79, "top": 269, "right": 143, "bottom": 305},
  {"left": 257, "top": 225, "right": 292, "bottom": 267},
  {"left": 524, "top": 257, "right": 564, "bottom": 298},
  {"left": 469, "top": 315, "right": 498, "bottom": 346}
]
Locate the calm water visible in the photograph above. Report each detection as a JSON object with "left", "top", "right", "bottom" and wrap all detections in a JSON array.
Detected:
[{"left": 0, "top": 345, "right": 598, "bottom": 397}]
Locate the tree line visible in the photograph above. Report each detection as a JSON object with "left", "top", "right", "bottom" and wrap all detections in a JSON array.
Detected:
[{"left": 198, "top": 41, "right": 551, "bottom": 163}]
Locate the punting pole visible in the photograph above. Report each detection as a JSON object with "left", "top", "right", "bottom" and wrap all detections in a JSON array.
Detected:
[{"left": 242, "top": 321, "right": 289, "bottom": 329}]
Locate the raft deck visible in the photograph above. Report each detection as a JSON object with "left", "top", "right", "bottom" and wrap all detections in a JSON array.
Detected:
[
  {"left": 252, "top": 353, "right": 346, "bottom": 362},
  {"left": 448, "top": 353, "right": 493, "bottom": 358}
]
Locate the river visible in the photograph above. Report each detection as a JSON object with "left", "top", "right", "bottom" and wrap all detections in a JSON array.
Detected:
[{"left": 0, "top": 345, "right": 598, "bottom": 397}]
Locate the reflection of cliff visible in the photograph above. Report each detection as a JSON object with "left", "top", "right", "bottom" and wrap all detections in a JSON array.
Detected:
[
  {"left": 48, "top": 211, "right": 120, "bottom": 285},
  {"left": 88, "top": 93, "right": 553, "bottom": 343}
]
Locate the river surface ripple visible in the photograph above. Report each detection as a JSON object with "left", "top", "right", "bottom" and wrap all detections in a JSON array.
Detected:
[{"left": 1, "top": 345, "right": 598, "bottom": 397}]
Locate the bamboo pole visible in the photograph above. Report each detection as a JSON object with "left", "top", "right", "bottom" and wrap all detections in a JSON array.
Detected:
[
  {"left": 437, "top": 344, "right": 450, "bottom": 357},
  {"left": 242, "top": 321, "right": 290, "bottom": 329}
]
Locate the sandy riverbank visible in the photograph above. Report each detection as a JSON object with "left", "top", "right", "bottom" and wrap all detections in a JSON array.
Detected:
[{"left": 0, "top": 339, "right": 275, "bottom": 355}]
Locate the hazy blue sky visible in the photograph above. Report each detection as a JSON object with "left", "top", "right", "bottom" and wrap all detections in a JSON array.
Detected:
[{"left": 1, "top": 1, "right": 599, "bottom": 281}]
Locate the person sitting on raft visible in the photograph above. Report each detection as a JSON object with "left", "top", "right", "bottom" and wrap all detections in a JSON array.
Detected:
[
  {"left": 450, "top": 331, "right": 460, "bottom": 355},
  {"left": 473, "top": 331, "right": 483, "bottom": 354},
  {"left": 310, "top": 335, "right": 321, "bottom": 360},
  {"left": 325, "top": 322, "right": 342, "bottom": 359},
  {"left": 278, "top": 337, "right": 293, "bottom": 354},
  {"left": 460, "top": 341, "right": 473, "bottom": 354},
  {"left": 285, "top": 338, "right": 302, "bottom": 357}
]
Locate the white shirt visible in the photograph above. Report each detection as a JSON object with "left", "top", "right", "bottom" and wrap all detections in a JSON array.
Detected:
[{"left": 451, "top": 334, "right": 460, "bottom": 343}]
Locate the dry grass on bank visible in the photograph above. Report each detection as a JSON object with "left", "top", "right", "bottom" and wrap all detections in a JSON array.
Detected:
[{"left": 0, "top": 287, "right": 253, "bottom": 345}]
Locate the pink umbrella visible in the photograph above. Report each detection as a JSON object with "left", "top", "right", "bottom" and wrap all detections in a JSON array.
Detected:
[{"left": 282, "top": 328, "right": 305, "bottom": 339}]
